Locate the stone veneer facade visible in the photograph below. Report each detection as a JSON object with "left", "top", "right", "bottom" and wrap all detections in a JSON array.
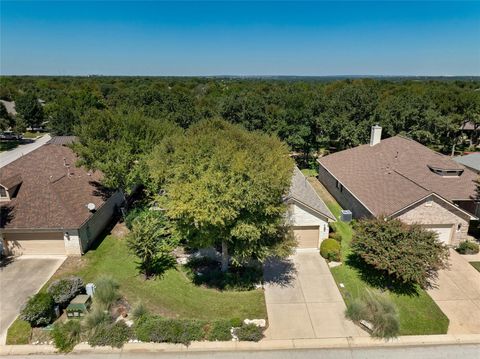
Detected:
[{"left": 392, "top": 195, "right": 469, "bottom": 247}]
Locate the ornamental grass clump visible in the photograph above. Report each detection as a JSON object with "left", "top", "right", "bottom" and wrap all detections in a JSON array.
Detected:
[{"left": 345, "top": 290, "right": 399, "bottom": 339}]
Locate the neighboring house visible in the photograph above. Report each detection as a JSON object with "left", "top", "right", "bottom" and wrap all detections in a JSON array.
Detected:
[
  {"left": 454, "top": 152, "right": 480, "bottom": 174},
  {"left": 284, "top": 167, "right": 336, "bottom": 248},
  {"left": 317, "top": 125, "right": 477, "bottom": 246},
  {"left": 0, "top": 136, "right": 124, "bottom": 256}
]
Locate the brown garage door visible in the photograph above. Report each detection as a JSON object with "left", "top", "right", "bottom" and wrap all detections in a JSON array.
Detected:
[
  {"left": 293, "top": 226, "right": 320, "bottom": 249},
  {"left": 3, "top": 232, "right": 65, "bottom": 255}
]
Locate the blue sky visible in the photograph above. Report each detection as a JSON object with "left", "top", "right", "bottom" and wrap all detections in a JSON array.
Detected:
[{"left": 1, "top": 1, "right": 479, "bottom": 76}]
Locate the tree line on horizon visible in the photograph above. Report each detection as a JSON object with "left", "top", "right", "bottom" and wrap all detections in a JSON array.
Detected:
[{"left": 1, "top": 76, "right": 479, "bottom": 161}]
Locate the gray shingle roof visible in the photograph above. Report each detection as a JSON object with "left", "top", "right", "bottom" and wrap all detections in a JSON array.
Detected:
[
  {"left": 285, "top": 167, "right": 335, "bottom": 221},
  {"left": 454, "top": 153, "right": 480, "bottom": 172}
]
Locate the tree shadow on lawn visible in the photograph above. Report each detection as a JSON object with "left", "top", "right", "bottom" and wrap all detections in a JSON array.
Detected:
[
  {"left": 184, "top": 257, "right": 263, "bottom": 291},
  {"left": 346, "top": 253, "right": 420, "bottom": 296}
]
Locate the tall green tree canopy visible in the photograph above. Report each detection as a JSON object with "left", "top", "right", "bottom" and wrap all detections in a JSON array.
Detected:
[
  {"left": 148, "top": 119, "right": 295, "bottom": 270},
  {"left": 73, "top": 110, "right": 181, "bottom": 192},
  {"left": 15, "top": 92, "right": 44, "bottom": 128}
]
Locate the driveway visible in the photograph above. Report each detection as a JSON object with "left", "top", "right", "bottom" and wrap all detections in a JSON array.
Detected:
[
  {"left": 0, "top": 255, "right": 65, "bottom": 344},
  {"left": 428, "top": 249, "right": 480, "bottom": 334},
  {"left": 263, "top": 250, "right": 367, "bottom": 339},
  {"left": 0, "top": 134, "right": 51, "bottom": 168}
]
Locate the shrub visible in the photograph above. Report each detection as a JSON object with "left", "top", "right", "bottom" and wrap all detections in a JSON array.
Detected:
[
  {"left": 351, "top": 218, "right": 449, "bottom": 288},
  {"left": 20, "top": 292, "right": 55, "bottom": 327},
  {"left": 83, "top": 305, "right": 112, "bottom": 330},
  {"left": 47, "top": 277, "right": 84, "bottom": 307},
  {"left": 88, "top": 321, "right": 132, "bottom": 348},
  {"left": 320, "top": 239, "right": 341, "bottom": 262},
  {"left": 126, "top": 210, "right": 178, "bottom": 277},
  {"left": 125, "top": 206, "right": 146, "bottom": 230},
  {"left": 135, "top": 315, "right": 206, "bottom": 345},
  {"left": 457, "top": 240, "right": 480, "bottom": 255},
  {"left": 131, "top": 302, "right": 148, "bottom": 322},
  {"left": 345, "top": 290, "right": 400, "bottom": 339},
  {"left": 51, "top": 320, "right": 82, "bottom": 353},
  {"left": 6, "top": 319, "right": 31, "bottom": 345},
  {"left": 206, "top": 319, "right": 232, "bottom": 341},
  {"left": 93, "top": 276, "right": 120, "bottom": 309},
  {"left": 230, "top": 317, "right": 243, "bottom": 327},
  {"left": 234, "top": 323, "right": 264, "bottom": 342},
  {"left": 329, "top": 232, "right": 342, "bottom": 243}
]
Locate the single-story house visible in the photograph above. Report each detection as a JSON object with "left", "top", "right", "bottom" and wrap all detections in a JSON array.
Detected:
[
  {"left": 317, "top": 125, "right": 478, "bottom": 246},
  {"left": 454, "top": 152, "right": 480, "bottom": 174},
  {"left": 284, "top": 167, "right": 336, "bottom": 248},
  {"left": 0, "top": 136, "right": 124, "bottom": 256}
]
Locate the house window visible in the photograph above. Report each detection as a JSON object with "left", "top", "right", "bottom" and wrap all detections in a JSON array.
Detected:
[
  {"left": 457, "top": 223, "right": 462, "bottom": 232},
  {"left": 0, "top": 187, "right": 7, "bottom": 198}
]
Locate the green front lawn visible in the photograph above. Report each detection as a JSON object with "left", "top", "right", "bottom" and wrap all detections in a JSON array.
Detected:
[
  {"left": 0, "top": 140, "right": 22, "bottom": 152},
  {"left": 45, "top": 233, "right": 266, "bottom": 321},
  {"left": 6, "top": 319, "right": 31, "bottom": 345},
  {"left": 23, "top": 131, "right": 43, "bottom": 139},
  {"left": 307, "top": 177, "right": 449, "bottom": 335},
  {"left": 470, "top": 262, "right": 480, "bottom": 273}
]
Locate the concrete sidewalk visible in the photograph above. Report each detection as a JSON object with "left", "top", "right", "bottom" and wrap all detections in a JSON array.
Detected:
[
  {"left": 0, "top": 134, "right": 51, "bottom": 168},
  {"left": 1, "top": 334, "right": 479, "bottom": 356}
]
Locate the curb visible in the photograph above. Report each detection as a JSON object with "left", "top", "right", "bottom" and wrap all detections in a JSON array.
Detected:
[{"left": 1, "top": 334, "right": 480, "bottom": 355}]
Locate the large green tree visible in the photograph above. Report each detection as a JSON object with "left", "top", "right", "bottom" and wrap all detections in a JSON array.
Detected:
[
  {"left": 73, "top": 110, "right": 181, "bottom": 192},
  {"left": 15, "top": 92, "right": 44, "bottom": 128},
  {"left": 148, "top": 119, "right": 295, "bottom": 271}
]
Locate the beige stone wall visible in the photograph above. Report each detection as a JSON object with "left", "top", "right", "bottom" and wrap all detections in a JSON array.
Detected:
[
  {"left": 63, "top": 230, "right": 82, "bottom": 256},
  {"left": 393, "top": 196, "right": 469, "bottom": 246}
]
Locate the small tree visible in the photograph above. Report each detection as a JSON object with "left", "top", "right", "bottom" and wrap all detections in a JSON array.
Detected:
[
  {"left": 126, "top": 210, "right": 178, "bottom": 278},
  {"left": 351, "top": 218, "right": 449, "bottom": 288},
  {"left": 15, "top": 92, "right": 44, "bottom": 128}
]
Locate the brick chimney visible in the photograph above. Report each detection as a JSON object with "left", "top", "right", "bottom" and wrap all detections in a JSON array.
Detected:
[{"left": 370, "top": 125, "right": 382, "bottom": 146}]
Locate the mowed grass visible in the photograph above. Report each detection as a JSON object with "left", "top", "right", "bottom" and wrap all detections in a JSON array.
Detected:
[
  {"left": 0, "top": 140, "right": 22, "bottom": 152},
  {"left": 6, "top": 319, "right": 31, "bottom": 345},
  {"left": 307, "top": 177, "right": 449, "bottom": 335},
  {"left": 46, "top": 234, "right": 266, "bottom": 321},
  {"left": 470, "top": 262, "right": 480, "bottom": 273}
]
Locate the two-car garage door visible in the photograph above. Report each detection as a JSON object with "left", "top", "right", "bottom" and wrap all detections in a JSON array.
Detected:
[
  {"left": 293, "top": 226, "right": 320, "bottom": 249},
  {"left": 2, "top": 232, "right": 65, "bottom": 256}
]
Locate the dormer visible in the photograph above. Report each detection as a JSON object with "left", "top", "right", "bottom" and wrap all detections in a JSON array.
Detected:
[
  {"left": 427, "top": 165, "right": 464, "bottom": 177},
  {"left": 0, "top": 174, "right": 23, "bottom": 201}
]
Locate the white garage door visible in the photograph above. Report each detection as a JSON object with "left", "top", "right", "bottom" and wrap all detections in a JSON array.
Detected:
[
  {"left": 293, "top": 226, "right": 320, "bottom": 249},
  {"left": 3, "top": 232, "right": 65, "bottom": 255},
  {"left": 424, "top": 225, "right": 453, "bottom": 245}
]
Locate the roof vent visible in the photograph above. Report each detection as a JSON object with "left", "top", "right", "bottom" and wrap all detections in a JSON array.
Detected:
[
  {"left": 370, "top": 125, "right": 382, "bottom": 146},
  {"left": 86, "top": 203, "right": 96, "bottom": 212}
]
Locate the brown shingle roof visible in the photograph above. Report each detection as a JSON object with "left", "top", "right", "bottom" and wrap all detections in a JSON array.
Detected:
[
  {"left": 0, "top": 144, "right": 109, "bottom": 230},
  {"left": 318, "top": 136, "right": 477, "bottom": 216}
]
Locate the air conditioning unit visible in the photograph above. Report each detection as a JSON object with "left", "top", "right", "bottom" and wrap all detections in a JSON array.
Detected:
[{"left": 341, "top": 210, "right": 352, "bottom": 222}]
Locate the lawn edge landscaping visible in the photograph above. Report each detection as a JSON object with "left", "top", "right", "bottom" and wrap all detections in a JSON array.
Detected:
[{"left": 307, "top": 176, "right": 449, "bottom": 336}]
